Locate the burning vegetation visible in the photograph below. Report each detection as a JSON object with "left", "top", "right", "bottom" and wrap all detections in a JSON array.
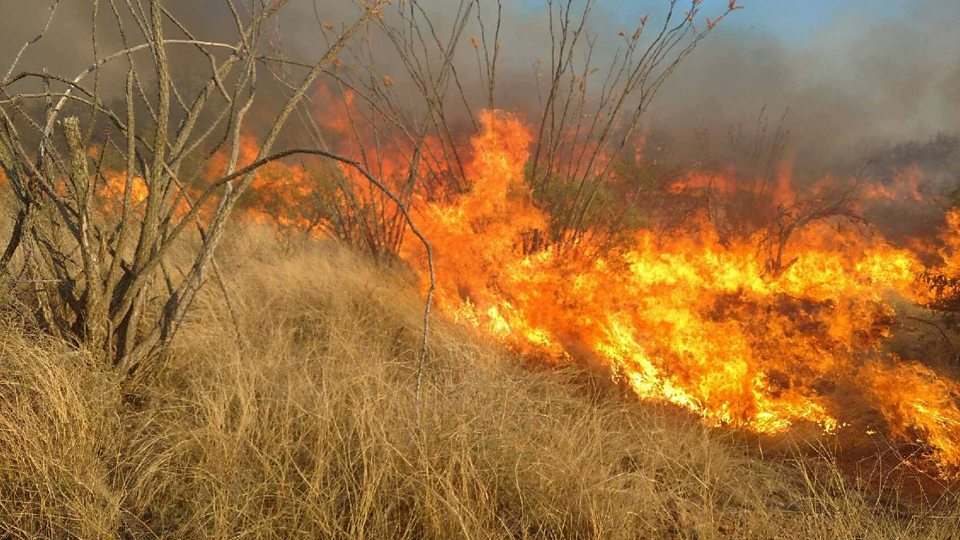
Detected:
[
  {"left": 227, "top": 106, "right": 960, "bottom": 477},
  {"left": 1, "top": 0, "right": 960, "bottom": 536}
]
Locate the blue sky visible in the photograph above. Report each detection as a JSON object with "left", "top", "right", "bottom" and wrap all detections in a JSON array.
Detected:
[
  {"left": 703, "top": 0, "right": 910, "bottom": 43},
  {"left": 522, "top": 0, "right": 913, "bottom": 46}
]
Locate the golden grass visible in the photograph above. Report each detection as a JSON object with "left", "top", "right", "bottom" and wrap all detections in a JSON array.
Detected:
[{"left": 0, "top": 225, "right": 957, "bottom": 538}]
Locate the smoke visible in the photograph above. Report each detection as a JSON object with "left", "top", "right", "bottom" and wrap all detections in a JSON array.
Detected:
[
  {"left": 2, "top": 0, "right": 957, "bottom": 177},
  {"left": 0, "top": 2, "right": 102, "bottom": 81},
  {"left": 645, "top": 1, "right": 960, "bottom": 175}
]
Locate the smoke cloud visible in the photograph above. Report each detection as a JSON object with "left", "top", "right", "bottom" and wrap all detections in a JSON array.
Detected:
[
  {"left": 646, "top": 1, "right": 960, "bottom": 174},
  {"left": 2, "top": 0, "right": 957, "bottom": 177}
]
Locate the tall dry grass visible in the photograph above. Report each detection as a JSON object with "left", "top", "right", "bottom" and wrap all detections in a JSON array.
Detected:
[{"left": 0, "top": 225, "right": 957, "bottom": 538}]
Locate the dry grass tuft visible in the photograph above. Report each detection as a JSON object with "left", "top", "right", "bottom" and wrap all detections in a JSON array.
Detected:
[
  {"left": 0, "top": 324, "right": 121, "bottom": 538},
  {"left": 0, "top": 225, "right": 956, "bottom": 538}
]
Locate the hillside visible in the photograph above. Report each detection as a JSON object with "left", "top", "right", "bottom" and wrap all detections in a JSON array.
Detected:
[{"left": 0, "top": 225, "right": 956, "bottom": 539}]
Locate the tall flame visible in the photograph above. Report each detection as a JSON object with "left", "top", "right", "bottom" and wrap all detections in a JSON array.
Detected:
[
  {"left": 401, "top": 111, "right": 960, "bottom": 473},
  {"left": 89, "top": 106, "right": 960, "bottom": 475}
]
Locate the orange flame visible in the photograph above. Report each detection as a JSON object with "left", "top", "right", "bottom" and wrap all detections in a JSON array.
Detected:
[
  {"left": 401, "top": 111, "right": 960, "bottom": 473},
  {"left": 83, "top": 105, "right": 960, "bottom": 475}
]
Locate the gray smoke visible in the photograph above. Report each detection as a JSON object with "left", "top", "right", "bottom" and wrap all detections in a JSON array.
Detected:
[
  {"left": 646, "top": 1, "right": 960, "bottom": 175},
  {"left": 1, "top": 0, "right": 957, "bottom": 177}
]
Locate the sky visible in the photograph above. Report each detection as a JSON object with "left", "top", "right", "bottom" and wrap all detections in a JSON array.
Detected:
[
  {"left": 552, "top": 0, "right": 957, "bottom": 171},
  {"left": 676, "top": 0, "right": 910, "bottom": 44},
  {"left": 0, "top": 0, "right": 951, "bottom": 171},
  {"left": 518, "top": 1, "right": 914, "bottom": 45},
  {"left": 504, "top": 0, "right": 955, "bottom": 162}
]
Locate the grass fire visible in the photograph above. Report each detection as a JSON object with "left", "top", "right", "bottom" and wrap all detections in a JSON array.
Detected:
[{"left": 1, "top": 0, "right": 959, "bottom": 538}]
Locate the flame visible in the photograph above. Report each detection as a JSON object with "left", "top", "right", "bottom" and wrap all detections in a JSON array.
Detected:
[
  {"left": 670, "top": 161, "right": 796, "bottom": 208},
  {"left": 205, "top": 135, "right": 318, "bottom": 229},
  {"left": 400, "top": 111, "right": 960, "bottom": 473},
  {"left": 80, "top": 106, "right": 960, "bottom": 475},
  {"left": 861, "top": 164, "right": 927, "bottom": 203},
  {"left": 98, "top": 170, "right": 197, "bottom": 220},
  {"left": 100, "top": 172, "right": 148, "bottom": 209}
]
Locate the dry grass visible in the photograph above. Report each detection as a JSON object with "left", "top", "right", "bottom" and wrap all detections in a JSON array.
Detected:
[{"left": 0, "top": 225, "right": 957, "bottom": 538}]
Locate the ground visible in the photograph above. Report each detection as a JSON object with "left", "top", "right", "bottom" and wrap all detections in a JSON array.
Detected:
[{"left": 0, "top": 225, "right": 957, "bottom": 539}]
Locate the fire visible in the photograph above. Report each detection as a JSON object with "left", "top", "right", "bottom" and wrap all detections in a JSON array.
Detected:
[
  {"left": 400, "top": 111, "right": 960, "bottom": 474},
  {"left": 861, "top": 163, "right": 928, "bottom": 203},
  {"left": 98, "top": 171, "right": 199, "bottom": 220},
  {"left": 85, "top": 106, "right": 960, "bottom": 476},
  {"left": 100, "top": 172, "right": 148, "bottom": 209},
  {"left": 205, "top": 135, "right": 318, "bottom": 229}
]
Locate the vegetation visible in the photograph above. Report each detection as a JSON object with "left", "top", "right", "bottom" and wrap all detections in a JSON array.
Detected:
[
  {"left": 0, "top": 225, "right": 956, "bottom": 538},
  {"left": 0, "top": 1, "right": 958, "bottom": 538}
]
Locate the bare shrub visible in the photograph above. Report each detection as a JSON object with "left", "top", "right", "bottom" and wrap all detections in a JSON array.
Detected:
[
  {"left": 0, "top": 0, "right": 430, "bottom": 376},
  {"left": 285, "top": 1, "right": 740, "bottom": 260},
  {"left": 527, "top": 0, "right": 741, "bottom": 255}
]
